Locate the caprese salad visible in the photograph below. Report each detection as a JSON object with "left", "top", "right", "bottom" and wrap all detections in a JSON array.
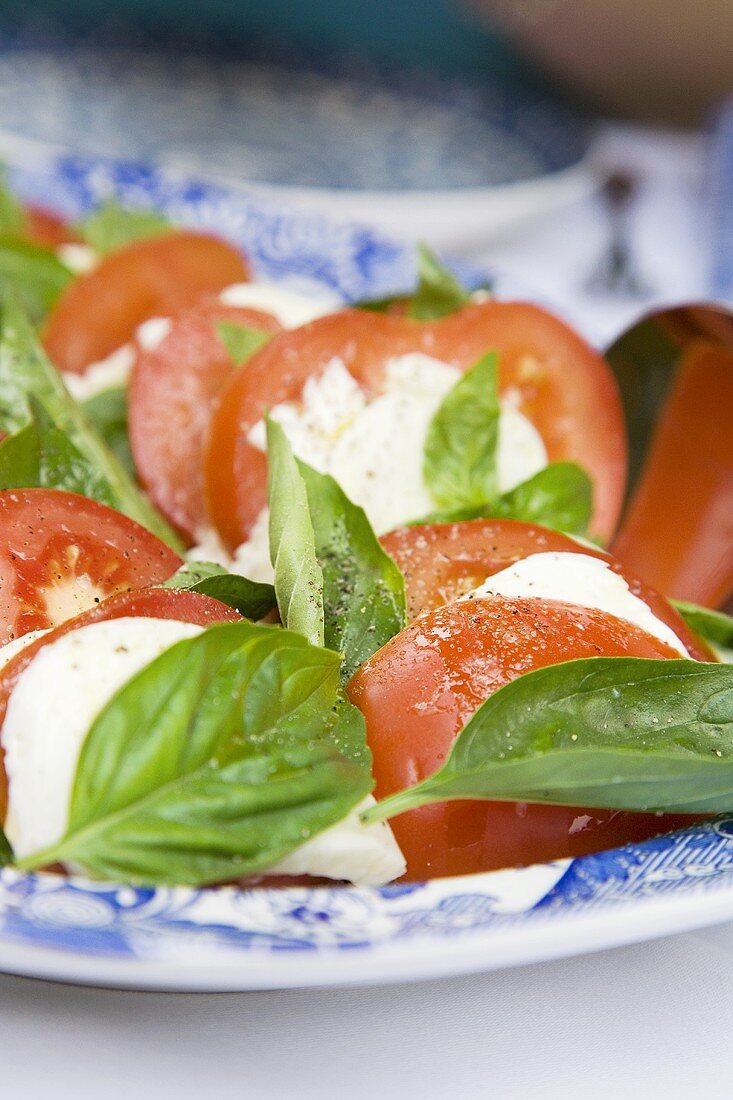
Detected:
[{"left": 0, "top": 175, "right": 729, "bottom": 889}]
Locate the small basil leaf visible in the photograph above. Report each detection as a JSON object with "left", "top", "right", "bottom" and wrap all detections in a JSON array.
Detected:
[
  {"left": 491, "top": 462, "right": 593, "bottom": 536},
  {"left": 266, "top": 416, "right": 325, "bottom": 646},
  {"left": 365, "top": 657, "right": 733, "bottom": 822},
  {"left": 0, "top": 167, "right": 25, "bottom": 235},
  {"left": 407, "top": 243, "right": 471, "bottom": 321},
  {"left": 78, "top": 199, "right": 170, "bottom": 254},
  {"left": 164, "top": 560, "right": 277, "bottom": 621},
  {"left": 674, "top": 602, "right": 733, "bottom": 664},
  {"left": 0, "top": 824, "right": 13, "bottom": 866},
  {"left": 82, "top": 386, "right": 135, "bottom": 478},
  {"left": 0, "top": 237, "right": 73, "bottom": 324},
  {"left": 0, "top": 297, "right": 184, "bottom": 550},
  {"left": 216, "top": 321, "right": 273, "bottom": 366},
  {"left": 18, "top": 622, "right": 370, "bottom": 885},
  {"left": 424, "top": 351, "right": 500, "bottom": 510},
  {"left": 297, "top": 460, "right": 407, "bottom": 680},
  {"left": 354, "top": 293, "right": 410, "bottom": 314}
]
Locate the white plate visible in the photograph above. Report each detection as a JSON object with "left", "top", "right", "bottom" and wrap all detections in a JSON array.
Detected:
[{"left": 0, "top": 143, "right": 730, "bottom": 991}]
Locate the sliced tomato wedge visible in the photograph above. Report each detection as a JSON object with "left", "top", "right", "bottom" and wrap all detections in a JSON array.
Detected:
[
  {"left": 0, "top": 587, "right": 240, "bottom": 820},
  {"left": 612, "top": 339, "right": 733, "bottom": 607},
  {"left": 205, "top": 303, "right": 626, "bottom": 550},
  {"left": 0, "top": 489, "right": 183, "bottom": 644},
  {"left": 349, "top": 592, "right": 703, "bottom": 881},
  {"left": 381, "top": 518, "right": 712, "bottom": 659},
  {"left": 42, "top": 231, "right": 250, "bottom": 373},
  {"left": 22, "top": 203, "right": 80, "bottom": 249},
  {"left": 128, "top": 299, "right": 281, "bottom": 539}
]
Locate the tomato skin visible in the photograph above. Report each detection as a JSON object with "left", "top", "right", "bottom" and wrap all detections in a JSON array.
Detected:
[
  {"left": 612, "top": 340, "right": 733, "bottom": 608},
  {"left": 380, "top": 518, "right": 713, "bottom": 660},
  {"left": 0, "top": 587, "right": 240, "bottom": 821},
  {"left": 128, "top": 299, "right": 281, "bottom": 539},
  {"left": 22, "top": 204, "right": 80, "bottom": 248},
  {"left": 205, "top": 302, "right": 626, "bottom": 550},
  {"left": 42, "top": 231, "right": 250, "bottom": 373},
  {"left": 0, "top": 489, "right": 183, "bottom": 644},
  {"left": 348, "top": 593, "right": 703, "bottom": 881}
]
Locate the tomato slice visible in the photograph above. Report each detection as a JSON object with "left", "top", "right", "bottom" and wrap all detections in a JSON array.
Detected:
[
  {"left": 22, "top": 203, "right": 80, "bottom": 248},
  {"left": 0, "top": 489, "right": 183, "bottom": 644},
  {"left": 42, "top": 231, "right": 250, "bottom": 373},
  {"left": 612, "top": 340, "right": 733, "bottom": 607},
  {"left": 380, "top": 518, "right": 712, "bottom": 660},
  {"left": 205, "top": 302, "right": 626, "bottom": 550},
  {"left": 349, "top": 594, "right": 701, "bottom": 881},
  {"left": 0, "top": 586, "right": 240, "bottom": 821},
  {"left": 128, "top": 299, "right": 281, "bottom": 539}
]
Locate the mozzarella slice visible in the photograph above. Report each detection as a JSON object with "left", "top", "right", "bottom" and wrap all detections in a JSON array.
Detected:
[
  {"left": 136, "top": 315, "right": 172, "bottom": 351},
  {"left": 461, "top": 552, "right": 689, "bottom": 655},
  {"left": 219, "top": 281, "right": 340, "bottom": 328},
  {"left": 62, "top": 343, "right": 135, "bottom": 401},
  {"left": 57, "top": 243, "right": 96, "bottom": 275}
]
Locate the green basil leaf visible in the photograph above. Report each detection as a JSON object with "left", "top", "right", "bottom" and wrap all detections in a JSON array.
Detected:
[
  {"left": 0, "top": 824, "right": 13, "bottom": 866},
  {"left": 81, "top": 386, "right": 135, "bottom": 478},
  {"left": 0, "top": 297, "right": 184, "bottom": 550},
  {"left": 490, "top": 462, "right": 593, "bottom": 535},
  {"left": 18, "top": 622, "right": 371, "bottom": 885},
  {"left": 0, "top": 395, "right": 117, "bottom": 504},
  {"left": 0, "top": 167, "right": 25, "bottom": 235},
  {"left": 297, "top": 460, "right": 407, "bottom": 681},
  {"left": 423, "top": 351, "right": 500, "bottom": 510},
  {"left": 266, "top": 416, "right": 325, "bottom": 646},
  {"left": 78, "top": 199, "right": 170, "bottom": 254},
  {"left": 364, "top": 657, "right": 733, "bottom": 822},
  {"left": 164, "top": 560, "right": 277, "bottom": 621},
  {"left": 0, "top": 237, "right": 73, "bottom": 324},
  {"left": 407, "top": 243, "right": 472, "bottom": 321},
  {"left": 354, "top": 293, "right": 411, "bottom": 314},
  {"left": 674, "top": 602, "right": 733, "bottom": 664},
  {"left": 216, "top": 321, "right": 273, "bottom": 366}
]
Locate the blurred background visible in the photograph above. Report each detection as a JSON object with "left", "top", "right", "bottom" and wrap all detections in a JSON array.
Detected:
[{"left": 0, "top": 0, "right": 730, "bottom": 343}]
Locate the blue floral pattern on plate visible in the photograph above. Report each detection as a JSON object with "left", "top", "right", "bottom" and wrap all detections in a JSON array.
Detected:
[{"left": 0, "top": 146, "right": 730, "bottom": 987}]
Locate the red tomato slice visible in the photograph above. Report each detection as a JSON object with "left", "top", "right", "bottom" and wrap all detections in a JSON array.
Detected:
[
  {"left": 0, "top": 489, "right": 183, "bottom": 644},
  {"left": 0, "top": 586, "right": 240, "bottom": 820},
  {"left": 42, "top": 231, "right": 250, "bottom": 373},
  {"left": 128, "top": 299, "right": 281, "bottom": 539},
  {"left": 612, "top": 340, "right": 733, "bottom": 607},
  {"left": 380, "top": 518, "right": 712, "bottom": 660},
  {"left": 204, "top": 303, "right": 626, "bottom": 551},
  {"left": 22, "top": 203, "right": 80, "bottom": 248},
  {"left": 349, "top": 593, "right": 702, "bottom": 881}
]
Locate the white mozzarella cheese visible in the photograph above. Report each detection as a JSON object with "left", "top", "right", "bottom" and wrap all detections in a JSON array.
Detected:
[
  {"left": 62, "top": 343, "right": 135, "bottom": 401},
  {"left": 218, "top": 281, "right": 340, "bottom": 328},
  {"left": 461, "top": 552, "right": 689, "bottom": 655}
]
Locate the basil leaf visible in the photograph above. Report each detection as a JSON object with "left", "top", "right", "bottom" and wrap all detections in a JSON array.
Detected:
[
  {"left": 297, "top": 461, "right": 407, "bottom": 681},
  {"left": 674, "top": 602, "right": 733, "bottom": 664},
  {"left": 0, "top": 396, "right": 116, "bottom": 504},
  {"left": 18, "top": 622, "right": 371, "bottom": 885},
  {"left": 0, "top": 167, "right": 25, "bottom": 235},
  {"left": 0, "top": 237, "right": 73, "bottom": 324},
  {"left": 365, "top": 657, "right": 733, "bottom": 822},
  {"left": 82, "top": 386, "right": 135, "bottom": 478},
  {"left": 354, "top": 293, "right": 410, "bottom": 314},
  {"left": 490, "top": 462, "right": 592, "bottom": 535},
  {"left": 266, "top": 416, "right": 325, "bottom": 645},
  {"left": 0, "top": 824, "right": 13, "bottom": 866},
  {"left": 79, "top": 199, "right": 170, "bottom": 254},
  {"left": 0, "top": 297, "right": 183, "bottom": 550},
  {"left": 164, "top": 560, "right": 277, "bottom": 621},
  {"left": 216, "top": 321, "right": 273, "bottom": 366},
  {"left": 424, "top": 351, "right": 500, "bottom": 510},
  {"left": 408, "top": 244, "right": 471, "bottom": 321}
]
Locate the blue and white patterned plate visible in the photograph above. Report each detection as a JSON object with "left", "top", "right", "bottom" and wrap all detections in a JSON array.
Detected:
[{"left": 0, "top": 144, "right": 732, "bottom": 991}]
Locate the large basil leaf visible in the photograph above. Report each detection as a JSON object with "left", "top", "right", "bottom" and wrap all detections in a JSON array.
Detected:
[
  {"left": 364, "top": 657, "right": 733, "bottom": 821},
  {"left": 266, "top": 416, "right": 325, "bottom": 645},
  {"left": 78, "top": 199, "right": 170, "bottom": 254},
  {"left": 0, "top": 237, "right": 72, "bottom": 324},
  {"left": 424, "top": 351, "right": 500, "bottom": 509},
  {"left": 297, "top": 461, "right": 407, "bottom": 680},
  {"left": 17, "top": 622, "right": 372, "bottom": 885},
  {"left": 216, "top": 321, "right": 274, "bottom": 366},
  {"left": 0, "top": 297, "right": 183, "bottom": 550},
  {"left": 82, "top": 386, "right": 135, "bottom": 478},
  {"left": 674, "top": 602, "right": 733, "bottom": 664},
  {"left": 164, "top": 560, "right": 277, "bottom": 621}
]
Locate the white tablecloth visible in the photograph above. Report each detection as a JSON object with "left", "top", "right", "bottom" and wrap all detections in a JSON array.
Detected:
[{"left": 2, "top": 125, "right": 730, "bottom": 1097}]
